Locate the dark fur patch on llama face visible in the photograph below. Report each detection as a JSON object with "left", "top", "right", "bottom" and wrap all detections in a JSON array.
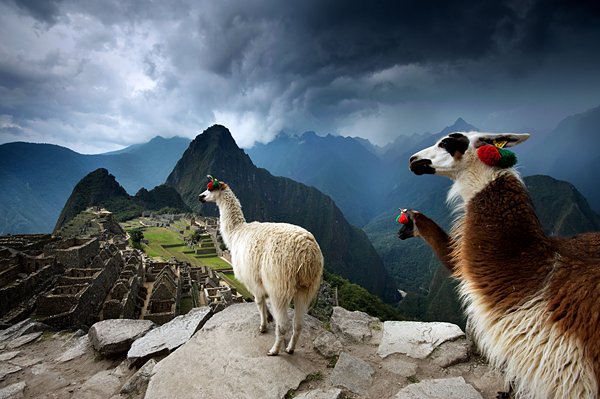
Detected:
[{"left": 439, "top": 133, "right": 469, "bottom": 158}]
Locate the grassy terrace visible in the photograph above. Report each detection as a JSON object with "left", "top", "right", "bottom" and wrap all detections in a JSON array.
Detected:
[{"left": 122, "top": 217, "right": 252, "bottom": 300}]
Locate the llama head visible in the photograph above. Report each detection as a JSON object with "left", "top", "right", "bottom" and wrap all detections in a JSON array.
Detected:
[
  {"left": 198, "top": 175, "right": 228, "bottom": 203},
  {"left": 409, "top": 131, "right": 530, "bottom": 179}
]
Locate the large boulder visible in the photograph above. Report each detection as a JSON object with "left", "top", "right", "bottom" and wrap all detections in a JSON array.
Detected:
[
  {"left": 330, "top": 306, "right": 379, "bottom": 343},
  {"left": 127, "top": 307, "right": 212, "bottom": 366},
  {"left": 88, "top": 319, "right": 155, "bottom": 356},
  {"left": 377, "top": 321, "right": 465, "bottom": 359},
  {"left": 145, "top": 302, "right": 322, "bottom": 399},
  {"left": 330, "top": 352, "right": 374, "bottom": 396}
]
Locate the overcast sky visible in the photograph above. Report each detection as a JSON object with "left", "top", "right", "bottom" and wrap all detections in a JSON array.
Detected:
[{"left": 1, "top": 0, "right": 599, "bottom": 153}]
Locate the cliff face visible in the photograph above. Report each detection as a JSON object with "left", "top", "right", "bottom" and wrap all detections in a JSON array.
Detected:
[
  {"left": 54, "top": 168, "right": 134, "bottom": 232},
  {"left": 166, "top": 125, "right": 399, "bottom": 302}
]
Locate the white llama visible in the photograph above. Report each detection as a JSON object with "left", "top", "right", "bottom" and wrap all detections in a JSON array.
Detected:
[{"left": 199, "top": 175, "right": 324, "bottom": 356}]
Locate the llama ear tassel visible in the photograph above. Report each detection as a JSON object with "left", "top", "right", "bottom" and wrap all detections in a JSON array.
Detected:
[
  {"left": 206, "top": 175, "right": 221, "bottom": 191},
  {"left": 396, "top": 210, "right": 409, "bottom": 224},
  {"left": 477, "top": 145, "right": 517, "bottom": 168}
]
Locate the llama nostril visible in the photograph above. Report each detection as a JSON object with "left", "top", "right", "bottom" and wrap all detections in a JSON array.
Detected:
[{"left": 409, "top": 155, "right": 418, "bottom": 163}]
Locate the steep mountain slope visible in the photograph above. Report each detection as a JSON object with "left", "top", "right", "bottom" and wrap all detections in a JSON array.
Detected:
[
  {"left": 366, "top": 174, "right": 600, "bottom": 326},
  {"left": 166, "top": 125, "right": 399, "bottom": 302},
  {"left": 0, "top": 136, "right": 190, "bottom": 234},
  {"left": 54, "top": 168, "right": 135, "bottom": 232},
  {"left": 0, "top": 143, "right": 92, "bottom": 234},
  {"left": 54, "top": 168, "right": 190, "bottom": 232},
  {"left": 247, "top": 131, "right": 387, "bottom": 226},
  {"left": 521, "top": 104, "right": 600, "bottom": 212}
]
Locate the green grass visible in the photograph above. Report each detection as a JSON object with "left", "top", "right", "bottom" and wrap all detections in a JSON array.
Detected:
[
  {"left": 199, "top": 257, "right": 231, "bottom": 270},
  {"left": 121, "top": 219, "right": 253, "bottom": 300},
  {"left": 220, "top": 272, "right": 252, "bottom": 300}
]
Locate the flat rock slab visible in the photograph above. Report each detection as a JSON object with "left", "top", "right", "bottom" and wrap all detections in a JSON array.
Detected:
[
  {"left": 377, "top": 321, "right": 464, "bottom": 359},
  {"left": 431, "top": 339, "right": 469, "bottom": 368},
  {"left": 120, "top": 359, "right": 157, "bottom": 394},
  {"left": 0, "top": 351, "right": 20, "bottom": 362},
  {"left": 330, "top": 352, "right": 374, "bottom": 396},
  {"left": 313, "top": 331, "right": 343, "bottom": 358},
  {"left": 127, "top": 307, "right": 212, "bottom": 366},
  {"left": 393, "top": 376, "right": 483, "bottom": 399},
  {"left": 0, "top": 381, "right": 26, "bottom": 399},
  {"left": 6, "top": 332, "right": 43, "bottom": 350},
  {"left": 89, "top": 319, "right": 155, "bottom": 356},
  {"left": 381, "top": 357, "right": 418, "bottom": 377},
  {"left": 0, "top": 362, "right": 22, "bottom": 380},
  {"left": 296, "top": 388, "right": 342, "bottom": 399},
  {"left": 57, "top": 334, "right": 92, "bottom": 363},
  {"left": 330, "top": 306, "right": 379, "bottom": 343},
  {"left": 145, "top": 303, "right": 319, "bottom": 399},
  {"left": 0, "top": 319, "right": 48, "bottom": 343}
]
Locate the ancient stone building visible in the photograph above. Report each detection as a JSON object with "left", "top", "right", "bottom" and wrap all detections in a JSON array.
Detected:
[
  {"left": 0, "top": 237, "right": 63, "bottom": 325},
  {"left": 35, "top": 242, "right": 123, "bottom": 329},
  {"left": 101, "top": 250, "right": 146, "bottom": 320},
  {"left": 144, "top": 263, "right": 182, "bottom": 325},
  {"left": 44, "top": 237, "right": 100, "bottom": 269}
]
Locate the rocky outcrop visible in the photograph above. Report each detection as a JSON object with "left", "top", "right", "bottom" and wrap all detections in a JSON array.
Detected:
[
  {"left": 88, "top": 319, "right": 155, "bottom": 356},
  {"left": 127, "top": 306, "right": 212, "bottom": 366},
  {"left": 144, "top": 303, "right": 504, "bottom": 399},
  {"left": 0, "top": 304, "right": 505, "bottom": 398}
]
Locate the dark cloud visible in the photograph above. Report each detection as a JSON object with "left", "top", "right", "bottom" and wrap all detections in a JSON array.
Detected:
[
  {"left": 0, "top": 0, "right": 600, "bottom": 151},
  {"left": 10, "top": 0, "right": 63, "bottom": 24}
]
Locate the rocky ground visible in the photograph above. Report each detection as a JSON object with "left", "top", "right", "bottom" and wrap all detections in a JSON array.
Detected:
[{"left": 0, "top": 304, "right": 505, "bottom": 398}]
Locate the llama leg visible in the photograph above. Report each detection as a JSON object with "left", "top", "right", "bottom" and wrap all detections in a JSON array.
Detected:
[
  {"left": 255, "top": 294, "right": 268, "bottom": 333},
  {"left": 398, "top": 209, "right": 456, "bottom": 272},
  {"left": 267, "top": 301, "right": 289, "bottom": 356},
  {"left": 286, "top": 291, "right": 310, "bottom": 354}
]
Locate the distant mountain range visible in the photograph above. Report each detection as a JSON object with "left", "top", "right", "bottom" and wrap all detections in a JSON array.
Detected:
[
  {"left": 3, "top": 104, "right": 600, "bottom": 315},
  {"left": 0, "top": 136, "right": 190, "bottom": 233}
]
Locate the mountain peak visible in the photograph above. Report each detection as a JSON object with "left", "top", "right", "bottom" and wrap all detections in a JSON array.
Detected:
[
  {"left": 439, "top": 118, "right": 479, "bottom": 136},
  {"left": 54, "top": 168, "right": 130, "bottom": 232}
]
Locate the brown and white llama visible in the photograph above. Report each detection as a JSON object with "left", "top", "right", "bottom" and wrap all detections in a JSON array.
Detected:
[
  {"left": 398, "top": 131, "right": 600, "bottom": 399},
  {"left": 199, "top": 175, "right": 323, "bottom": 356}
]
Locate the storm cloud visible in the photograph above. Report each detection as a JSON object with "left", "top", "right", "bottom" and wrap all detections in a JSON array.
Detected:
[{"left": 1, "top": 0, "right": 599, "bottom": 152}]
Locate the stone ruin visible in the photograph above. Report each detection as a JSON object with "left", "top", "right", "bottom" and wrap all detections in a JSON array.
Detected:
[
  {"left": 190, "top": 265, "right": 243, "bottom": 311},
  {"left": 0, "top": 235, "right": 63, "bottom": 325},
  {"left": 1, "top": 209, "right": 244, "bottom": 330},
  {"left": 101, "top": 250, "right": 147, "bottom": 320},
  {"left": 144, "top": 262, "right": 181, "bottom": 325},
  {"left": 34, "top": 241, "right": 123, "bottom": 329}
]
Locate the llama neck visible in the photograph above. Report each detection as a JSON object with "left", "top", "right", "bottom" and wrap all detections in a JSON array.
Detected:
[
  {"left": 216, "top": 189, "right": 246, "bottom": 243},
  {"left": 463, "top": 174, "right": 547, "bottom": 253},
  {"left": 456, "top": 173, "right": 552, "bottom": 311}
]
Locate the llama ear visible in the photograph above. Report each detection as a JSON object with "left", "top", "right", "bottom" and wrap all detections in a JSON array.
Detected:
[
  {"left": 207, "top": 175, "right": 213, "bottom": 182},
  {"left": 472, "top": 133, "right": 530, "bottom": 148}
]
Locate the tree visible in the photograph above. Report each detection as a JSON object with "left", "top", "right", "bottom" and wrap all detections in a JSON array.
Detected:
[{"left": 129, "top": 228, "right": 144, "bottom": 250}]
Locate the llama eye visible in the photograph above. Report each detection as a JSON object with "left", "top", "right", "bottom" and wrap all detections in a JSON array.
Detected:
[{"left": 438, "top": 140, "right": 447, "bottom": 149}]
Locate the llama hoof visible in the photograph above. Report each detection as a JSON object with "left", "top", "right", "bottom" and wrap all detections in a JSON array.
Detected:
[
  {"left": 259, "top": 325, "right": 267, "bottom": 333},
  {"left": 285, "top": 348, "right": 295, "bottom": 355},
  {"left": 267, "top": 350, "right": 279, "bottom": 356}
]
